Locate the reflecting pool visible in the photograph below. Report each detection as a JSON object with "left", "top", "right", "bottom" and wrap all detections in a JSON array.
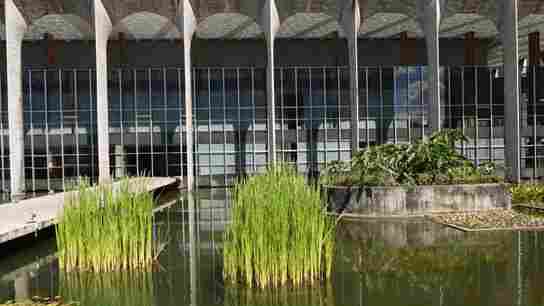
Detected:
[{"left": 1, "top": 188, "right": 544, "bottom": 306}]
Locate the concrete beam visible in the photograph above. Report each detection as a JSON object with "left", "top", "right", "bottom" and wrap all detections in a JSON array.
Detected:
[
  {"left": 257, "top": 0, "right": 280, "bottom": 164},
  {"left": 178, "top": 0, "right": 197, "bottom": 190},
  {"left": 499, "top": 0, "right": 521, "bottom": 183},
  {"left": 339, "top": 0, "right": 361, "bottom": 155},
  {"left": 418, "top": 0, "right": 444, "bottom": 133},
  {"left": 5, "top": 0, "right": 27, "bottom": 201},
  {"left": 94, "top": 0, "right": 112, "bottom": 183}
]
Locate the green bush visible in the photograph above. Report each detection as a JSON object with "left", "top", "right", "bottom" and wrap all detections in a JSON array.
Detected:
[
  {"left": 510, "top": 184, "right": 544, "bottom": 205},
  {"left": 321, "top": 129, "right": 503, "bottom": 187},
  {"left": 223, "top": 165, "right": 338, "bottom": 289}
]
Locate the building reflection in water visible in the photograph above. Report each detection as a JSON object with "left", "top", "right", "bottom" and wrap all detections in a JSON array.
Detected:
[{"left": 3, "top": 189, "right": 544, "bottom": 306}]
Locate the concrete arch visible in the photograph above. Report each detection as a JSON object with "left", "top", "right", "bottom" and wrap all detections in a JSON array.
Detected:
[
  {"left": 508, "top": 14, "right": 544, "bottom": 65},
  {"left": 277, "top": 12, "right": 340, "bottom": 38},
  {"left": 195, "top": 12, "right": 262, "bottom": 39},
  {"left": 101, "top": 0, "right": 177, "bottom": 25},
  {"left": 12, "top": 0, "right": 93, "bottom": 24},
  {"left": 111, "top": 11, "right": 181, "bottom": 40},
  {"left": 441, "top": 0, "right": 497, "bottom": 19},
  {"left": 190, "top": 0, "right": 262, "bottom": 23},
  {"left": 24, "top": 14, "right": 93, "bottom": 40},
  {"left": 363, "top": 1, "right": 418, "bottom": 20},
  {"left": 519, "top": 0, "right": 544, "bottom": 19},
  {"left": 275, "top": 0, "right": 339, "bottom": 22},
  {"left": 487, "top": 14, "right": 544, "bottom": 65},
  {"left": 359, "top": 13, "right": 422, "bottom": 38},
  {"left": 440, "top": 13, "right": 498, "bottom": 38}
]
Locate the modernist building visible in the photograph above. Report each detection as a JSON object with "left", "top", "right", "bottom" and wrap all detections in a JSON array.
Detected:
[{"left": 0, "top": 0, "right": 542, "bottom": 199}]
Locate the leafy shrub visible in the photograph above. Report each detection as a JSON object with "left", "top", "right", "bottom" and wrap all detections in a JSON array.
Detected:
[
  {"left": 510, "top": 184, "right": 544, "bottom": 205},
  {"left": 321, "top": 129, "right": 503, "bottom": 187}
]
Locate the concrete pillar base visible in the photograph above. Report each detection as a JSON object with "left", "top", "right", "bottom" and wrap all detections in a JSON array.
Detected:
[
  {"left": 114, "top": 145, "right": 127, "bottom": 178},
  {"left": 11, "top": 192, "right": 26, "bottom": 203}
]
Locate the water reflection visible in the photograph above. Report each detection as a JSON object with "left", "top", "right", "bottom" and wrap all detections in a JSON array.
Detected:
[
  {"left": 2, "top": 189, "right": 544, "bottom": 306},
  {"left": 339, "top": 220, "right": 512, "bottom": 305}
]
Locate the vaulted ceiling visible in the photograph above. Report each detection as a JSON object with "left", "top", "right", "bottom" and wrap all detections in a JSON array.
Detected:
[{"left": 1, "top": 0, "right": 544, "bottom": 64}]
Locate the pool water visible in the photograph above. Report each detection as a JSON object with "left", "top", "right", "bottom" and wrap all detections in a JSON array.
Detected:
[{"left": 1, "top": 188, "right": 544, "bottom": 306}]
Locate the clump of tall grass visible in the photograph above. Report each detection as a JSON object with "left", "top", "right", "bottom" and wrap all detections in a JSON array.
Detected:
[
  {"left": 55, "top": 178, "right": 154, "bottom": 272},
  {"left": 223, "top": 165, "right": 338, "bottom": 289}
]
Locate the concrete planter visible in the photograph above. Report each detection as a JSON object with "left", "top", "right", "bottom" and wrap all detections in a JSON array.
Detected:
[{"left": 325, "top": 184, "right": 511, "bottom": 217}]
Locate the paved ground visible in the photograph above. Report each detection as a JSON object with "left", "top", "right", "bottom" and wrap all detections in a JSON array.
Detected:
[{"left": 0, "top": 177, "right": 178, "bottom": 245}]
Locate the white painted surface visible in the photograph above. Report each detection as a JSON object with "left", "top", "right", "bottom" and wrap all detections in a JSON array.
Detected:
[{"left": 0, "top": 177, "right": 177, "bottom": 245}]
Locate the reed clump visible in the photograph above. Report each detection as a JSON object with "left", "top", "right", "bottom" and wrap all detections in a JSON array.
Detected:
[
  {"left": 55, "top": 178, "right": 154, "bottom": 272},
  {"left": 223, "top": 165, "right": 338, "bottom": 289}
]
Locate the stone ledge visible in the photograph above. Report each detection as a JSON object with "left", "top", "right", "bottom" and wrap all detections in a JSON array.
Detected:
[
  {"left": 0, "top": 177, "right": 178, "bottom": 245},
  {"left": 325, "top": 183, "right": 511, "bottom": 217}
]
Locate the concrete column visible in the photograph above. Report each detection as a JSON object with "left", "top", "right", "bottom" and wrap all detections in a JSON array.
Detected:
[
  {"left": 178, "top": 0, "right": 197, "bottom": 190},
  {"left": 500, "top": 0, "right": 521, "bottom": 182},
  {"left": 94, "top": 0, "right": 112, "bottom": 183},
  {"left": 5, "top": 0, "right": 27, "bottom": 201},
  {"left": 114, "top": 145, "right": 126, "bottom": 178},
  {"left": 258, "top": 0, "right": 280, "bottom": 164},
  {"left": 418, "top": 0, "right": 442, "bottom": 133},
  {"left": 339, "top": 0, "right": 361, "bottom": 155},
  {"left": 14, "top": 272, "right": 30, "bottom": 300}
]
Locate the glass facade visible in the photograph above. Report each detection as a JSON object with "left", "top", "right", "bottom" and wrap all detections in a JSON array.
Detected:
[
  {"left": 358, "top": 67, "right": 429, "bottom": 147},
  {"left": 23, "top": 69, "right": 98, "bottom": 192},
  {"left": 275, "top": 67, "right": 351, "bottom": 176},
  {"left": 193, "top": 68, "right": 268, "bottom": 187},
  {"left": 0, "top": 65, "right": 539, "bottom": 193},
  {"left": 107, "top": 68, "right": 187, "bottom": 180},
  {"left": 442, "top": 67, "right": 505, "bottom": 169},
  {"left": 521, "top": 66, "right": 544, "bottom": 179}
]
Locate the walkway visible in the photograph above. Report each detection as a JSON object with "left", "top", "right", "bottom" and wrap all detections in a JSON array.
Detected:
[{"left": 0, "top": 177, "right": 178, "bottom": 245}]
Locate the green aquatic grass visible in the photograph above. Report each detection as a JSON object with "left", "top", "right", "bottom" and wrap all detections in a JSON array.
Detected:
[
  {"left": 55, "top": 178, "right": 154, "bottom": 272},
  {"left": 225, "top": 285, "right": 335, "bottom": 306},
  {"left": 223, "top": 165, "right": 338, "bottom": 289}
]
